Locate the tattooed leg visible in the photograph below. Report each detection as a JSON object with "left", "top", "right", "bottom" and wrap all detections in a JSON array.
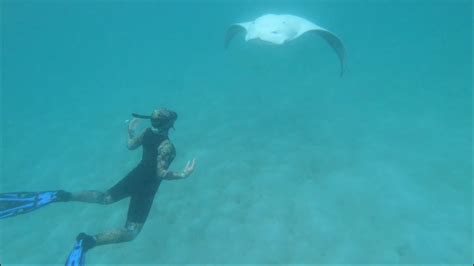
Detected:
[
  {"left": 93, "top": 222, "right": 143, "bottom": 247},
  {"left": 70, "top": 190, "right": 115, "bottom": 204}
]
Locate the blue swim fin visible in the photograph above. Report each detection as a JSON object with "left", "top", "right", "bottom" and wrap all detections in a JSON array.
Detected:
[
  {"left": 65, "top": 233, "right": 95, "bottom": 266},
  {"left": 65, "top": 239, "right": 86, "bottom": 266},
  {"left": 0, "top": 190, "right": 70, "bottom": 219}
]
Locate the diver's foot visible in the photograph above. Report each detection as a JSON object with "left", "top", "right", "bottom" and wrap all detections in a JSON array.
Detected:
[
  {"left": 76, "top": 232, "right": 97, "bottom": 251},
  {"left": 56, "top": 190, "right": 72, "bottom": 202}
]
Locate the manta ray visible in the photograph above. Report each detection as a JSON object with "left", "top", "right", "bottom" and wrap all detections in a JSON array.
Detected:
[{"left": 225, "top": 14, "right": 347, "bottom": 77}]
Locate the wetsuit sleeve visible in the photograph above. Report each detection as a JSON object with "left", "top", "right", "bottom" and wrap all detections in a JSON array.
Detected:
[{"left": 156, "top": 140, "right": 176, "bottom": 178}]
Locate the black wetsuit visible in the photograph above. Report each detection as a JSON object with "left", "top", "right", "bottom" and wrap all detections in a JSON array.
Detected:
[{"left": 107, "top": 128, "right": 168, "bottom": 224}]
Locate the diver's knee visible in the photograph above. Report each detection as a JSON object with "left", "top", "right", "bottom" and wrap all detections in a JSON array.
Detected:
[
  {"left": 124, "top": 222, "right": 143, "bottom": 241},
  {"left": 102, "top": 192, "right": 115, "bottom": 205}
]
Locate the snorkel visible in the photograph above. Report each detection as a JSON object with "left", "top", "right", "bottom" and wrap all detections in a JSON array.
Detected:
[{"left": 131, "top": 113, "right": 152, "bottom": 119}]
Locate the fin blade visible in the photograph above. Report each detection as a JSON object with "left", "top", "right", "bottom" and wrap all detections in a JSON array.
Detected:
[
  {"left": 65, "top": 240, "right": 86, "bottom": 266},
  {"left": 0, "top": 191, "right": 59, "bottom": 219}
]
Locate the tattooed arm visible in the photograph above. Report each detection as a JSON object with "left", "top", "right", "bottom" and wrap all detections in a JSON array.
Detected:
[
  {"left": 156, "top": 140, "right": 180, "bottom": 179},
  {"left": 156, "top": 140, "right": 196, "bottom": 180}
]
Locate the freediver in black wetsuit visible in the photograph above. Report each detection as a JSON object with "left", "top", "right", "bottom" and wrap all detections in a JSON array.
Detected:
[
  {"left": 0, "top": 107, "right": 196, "bottom": 264},
  {"left": 70, "top": 107, "right": 196, "bottom": 252}
]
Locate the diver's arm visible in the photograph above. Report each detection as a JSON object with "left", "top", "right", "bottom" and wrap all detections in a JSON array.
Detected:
[
  {"left": 155, "top": 141, "right": 184, "bottom": 180},
  {"left": 127, "top": 118, "right": 144, "bottom": 150},
  {"left": 127, "top": 130, "right": 144, "bottom": 150},
  {"left": 156, "top": 141, "right": 179, "bottom": 179},
  {"left": 162, "top": 171, "right": 186, "bottom": 180},
  {"left": 156, "top": 140, "right": 196, "bottom": 180},
  {"left": 160, "top": 159, "right": 196, "bottom": 180},
  {"left": 167, "top": 159, "right": 196, "bottom": 180}
]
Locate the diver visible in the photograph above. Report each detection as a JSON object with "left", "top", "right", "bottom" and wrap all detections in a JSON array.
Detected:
[{"left": 0, "top": 107, "right": 196, "bottom": 265}]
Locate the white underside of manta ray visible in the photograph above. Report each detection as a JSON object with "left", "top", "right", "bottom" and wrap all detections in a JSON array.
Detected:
[{"left": 225, "top": 14, "right": 347, "bottom": 77}]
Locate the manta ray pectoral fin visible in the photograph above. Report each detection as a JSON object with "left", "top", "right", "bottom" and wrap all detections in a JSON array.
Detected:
[
  {"left": 308, "top": 29, "right": 347, "bottom": 77},
  {"left": 225, "top": 23, "right": 250, "bottom": 48}
]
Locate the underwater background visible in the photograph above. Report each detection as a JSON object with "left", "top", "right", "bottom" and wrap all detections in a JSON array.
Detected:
[{"left": 1, "top": 0, "right": 472, "bottom": 265}]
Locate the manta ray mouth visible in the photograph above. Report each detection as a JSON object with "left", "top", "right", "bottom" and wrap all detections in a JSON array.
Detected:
[
  {"left": 261, "top": 38, "right": 285, "bottom": 45},
  {"left": 250, "top": 38, "right": 284, "bottom": 46}
]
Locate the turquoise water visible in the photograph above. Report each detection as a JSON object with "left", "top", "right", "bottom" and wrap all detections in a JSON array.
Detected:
[{"left": 1, "top": 0, "right": 471, "bottom": 264}]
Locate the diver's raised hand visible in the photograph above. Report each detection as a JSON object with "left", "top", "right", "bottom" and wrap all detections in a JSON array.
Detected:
[
  {"left": 181, "top": 158, "right": 196, "bottom": 178},
  {"left": 128, "top": 118, "right": 140, "bottom": 132},
  {"left": 128, "top": 117, "right": 141, "bottom": 138}
]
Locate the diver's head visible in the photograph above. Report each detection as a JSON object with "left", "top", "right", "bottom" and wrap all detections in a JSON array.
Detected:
[
  {"left": 132, "top": 107, "right": 177, "bottom": 134},
  {"left": 150, "top": 108, "right": 177, "bottom": 133}
]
